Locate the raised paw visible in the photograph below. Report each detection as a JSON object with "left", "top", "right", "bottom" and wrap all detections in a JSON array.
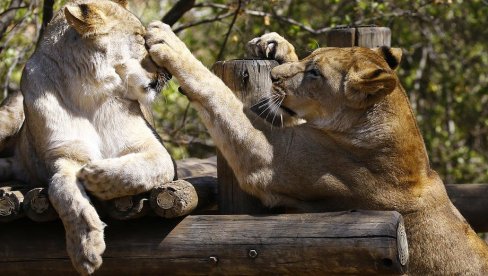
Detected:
[
  {"left": 65, "top": 207, "right": 106, "bottom": 275},
  {"left": 145, "top": 21, "right": 191, "bottom": 68},
  {"left": 246, "top": 32, "right": 298, "bottom": 64}
]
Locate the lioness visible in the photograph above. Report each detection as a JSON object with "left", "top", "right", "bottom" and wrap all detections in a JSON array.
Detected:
[
  {"left": 0, "top": 1, "right": 175, "bottom": 274},
  {"left": 145, "top": 23, "right": 488, "bottom": 274}
]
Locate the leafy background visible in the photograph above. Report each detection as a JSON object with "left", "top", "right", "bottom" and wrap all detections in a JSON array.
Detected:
[{"left": 1, "top": 0, "right": 487, "bottom": 184}]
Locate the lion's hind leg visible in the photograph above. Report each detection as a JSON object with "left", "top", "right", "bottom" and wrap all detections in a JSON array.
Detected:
[{"left": 77, "top": 145, "right": 175, "bottom": 200}]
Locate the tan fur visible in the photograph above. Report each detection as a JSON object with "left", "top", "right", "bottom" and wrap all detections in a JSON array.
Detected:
[
  {"left": 146, "top": 23, "right": 488, "bottom": 274},
  {"left": 0, "top": 2, "right": 174, "bottom": 275}
]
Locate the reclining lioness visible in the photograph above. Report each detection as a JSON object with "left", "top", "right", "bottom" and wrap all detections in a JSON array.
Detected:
[{"left": 145, "top": 23, "right": 488, "bottom": 274}]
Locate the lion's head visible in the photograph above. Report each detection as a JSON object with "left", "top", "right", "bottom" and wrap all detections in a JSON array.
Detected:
[
  {"left": 269, "top": 47, "right": 402, "bottom": 130},
  {"left": 42, "top": 0, "right": 168, "bottom": 104}
]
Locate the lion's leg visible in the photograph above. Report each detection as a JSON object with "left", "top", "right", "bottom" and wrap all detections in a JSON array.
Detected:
[
  {"left": 77, "top": 143, "right": 175, "bottom": 200},
  {"left": 48, "top": 158, "right": 106, "bottom": 276},
  {"left": 0, "top": 91, "right": 24, "bottom": 148},
  {"left": 146, "top": 22, "right": 282, "bottom": 201}
]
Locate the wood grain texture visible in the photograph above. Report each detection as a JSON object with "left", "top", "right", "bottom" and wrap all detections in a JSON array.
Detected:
[
  {"left": 212, "top": 59, "right": 278, "bottom": 215},
  {"left": 0, "top": 210, "right": 407, "bottom": 275},
  {"left": 326, "top": 27, "right": 391, "bottom": 48}
]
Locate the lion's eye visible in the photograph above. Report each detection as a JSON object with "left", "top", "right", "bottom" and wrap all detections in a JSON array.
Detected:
[{"left": 307, "top": 68, "right": 321, "bottom": 78}]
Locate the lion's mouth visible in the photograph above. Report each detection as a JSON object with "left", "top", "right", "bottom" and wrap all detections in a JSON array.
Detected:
[
  {"left": 279, "top": 103, "right": 297, "bottom": 116},
  {"left": 147, "top": 69, "right": 172, "bottom": 93},
  {"left": 272, "top": 86, "right": 297, "bottom": 117}
]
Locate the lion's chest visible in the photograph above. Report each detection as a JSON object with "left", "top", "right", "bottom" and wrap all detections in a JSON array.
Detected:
[{"left": 48, "top": 98, "right": 149, "bottom": 161}]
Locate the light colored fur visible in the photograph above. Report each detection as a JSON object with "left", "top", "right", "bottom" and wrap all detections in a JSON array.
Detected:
[
  {"left": 0, "top": 1, "right": 174, "bottom": 274},
  {"left": 146, "top": 23, "right": 488, "bottom": 274}
]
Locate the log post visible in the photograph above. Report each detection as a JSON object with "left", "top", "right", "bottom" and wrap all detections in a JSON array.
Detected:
[
  {"left": 0, "top": 186, "right": 24, "bottom": 222},
  {"left": 212, "top": 59, "right": 278, "bottom": 214},
  {"left": 0, "top": 210, "right": 408, "bottom": 275},
  {"left": 326, "top": 26, "right": 391, "bottom": 47},
  {"left": 23, "top": 188, "right": 58, "bottom": 222}
]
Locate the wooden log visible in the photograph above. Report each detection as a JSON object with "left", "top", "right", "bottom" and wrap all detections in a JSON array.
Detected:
[
  {"left": 446, "top": 183, "right": 488, "bottom": 232},
  {"left": 149, "top": 179, "right": 198, "bottom": 218},
  {"left": 103, "top": 176, "right": 218, "bottom": 219},
  {"left": 0, "top": 186, "right": 24, "bottom": 222},
  {"left": 326, "top": 26, "right": 391, "bottom": 47},
  {"left": 0, "top": 210, "right": 408, "bottom": 275},
  {"left": 23, "top": 187, "right": 58, "bottom": 222},
  {"left": 184, "top": 176, "right": 218, "bottom": 214},
  {"left": 104, "top": 193, "right": 150, "bottom": 220},
  {"left": 212, "top": 59, "right": 278, "bottom": 215}
]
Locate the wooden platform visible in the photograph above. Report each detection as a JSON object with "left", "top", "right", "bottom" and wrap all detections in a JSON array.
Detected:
[{"left": 0, "top": 211, "right": 408, "bottom": 275}]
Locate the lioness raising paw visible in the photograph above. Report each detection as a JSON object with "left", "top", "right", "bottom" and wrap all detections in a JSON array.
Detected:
[
  {"left": 0, "top": 1, "right": 175, "bottom": 274},
  {"left": 146, "top": 23, "right": 488, "bottom": 274}
]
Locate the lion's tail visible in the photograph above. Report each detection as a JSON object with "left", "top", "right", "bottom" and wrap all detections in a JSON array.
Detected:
[{"left": 0, "top": 90, "right": 24, "bottom": 152}]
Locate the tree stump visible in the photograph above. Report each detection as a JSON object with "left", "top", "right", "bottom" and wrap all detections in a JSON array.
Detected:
[
  {"left": 23, "top": 187, "right": 58, "bottom": 222},
  {"left": 326, "top": 26, "right": 391, "bottom": 47},
  {"left": 211, "top": 60, "right": 278, "bottom": 214}
]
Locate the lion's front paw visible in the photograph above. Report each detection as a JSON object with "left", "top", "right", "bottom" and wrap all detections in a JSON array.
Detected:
[
  {"left": 77, "top": 161, "right": 118, "bottom": 200},
  {"left": 65, "top": 207, "right": 106, "bottom": 275},
  {"left": 246, "top": 32, "right": 298, "bottom": 64},
  {"left": 145, "top": 21, "right": 190, "bottom": 68}
]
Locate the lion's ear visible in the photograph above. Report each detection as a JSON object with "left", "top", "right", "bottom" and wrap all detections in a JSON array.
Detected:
[
  {"left": 373, "top": 46, "right": 402, "bottom": 70},
  {"left": 64, "top": 4, "right": 107, "bottom": 37},
  {"left": 345, "top": 61, "right": 397, "bottom": 109}
]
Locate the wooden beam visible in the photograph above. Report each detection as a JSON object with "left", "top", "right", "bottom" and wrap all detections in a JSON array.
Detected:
[{"left": 0, "top": 210, "right": 408, "bottom": 275}]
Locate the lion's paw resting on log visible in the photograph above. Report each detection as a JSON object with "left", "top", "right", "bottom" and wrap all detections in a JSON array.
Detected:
[
  {"left": 146, "top": 22, "right": 488, "bottom": 274},
  {"left": 0, "top": 1, "right": 176, "bottom": 274}
]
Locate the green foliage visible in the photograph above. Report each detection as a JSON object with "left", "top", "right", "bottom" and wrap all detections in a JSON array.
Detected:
[{"left": 0, "top": 0, "right": 487, "bottom": 183}]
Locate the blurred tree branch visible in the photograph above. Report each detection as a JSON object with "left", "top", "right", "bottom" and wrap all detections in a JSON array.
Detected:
[
  {"left": 162, "top": 0, "right": 196, "bottom": 26},
  {"left": 0, "top": 0, "right": 24, "bottom": 43},
  {"left": 216, "top": 0, "right": 243, "bottom": 61},
  {"left": 194, "top": 2, "right": 332, "bottom": 35},
  {"left": 174, "top": 12, "right": 234, "bottom": 33}
]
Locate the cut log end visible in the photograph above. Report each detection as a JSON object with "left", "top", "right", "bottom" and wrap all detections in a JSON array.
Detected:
[
  {"left": 23, "top": 188, "right": 58, "bottom": 222},
  {"left": 150, "top": 180, "right": 198, "bottom": 218},
  {"left": 0, "top": 188, "right": 24, "bottom": 222},
  {"left": 105, "top": 194, "right": 150, "bottom": 220},
  {"left": 396, "top": 218, "right": 409, "bottom": 267}
]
